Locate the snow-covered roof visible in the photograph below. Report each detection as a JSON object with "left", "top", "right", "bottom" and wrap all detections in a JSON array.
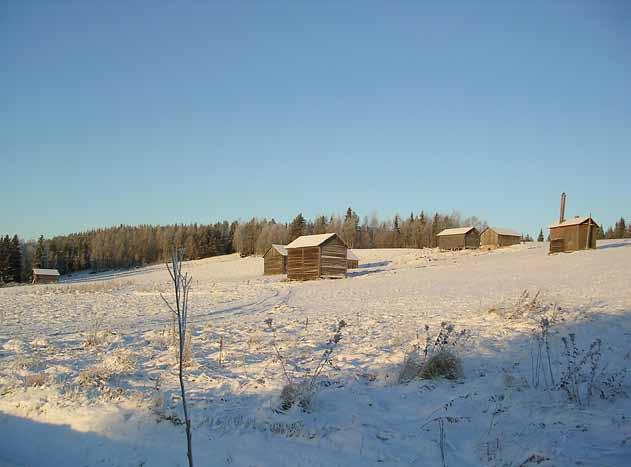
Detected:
[
  {"left": 286, "top": 233, "right": 338, "bottom": 248},
  {"left": 486, "top": 227, "right": 521, "bottom": 237},
  {"left": 32, "top": 268, "right": 60, "bottom": 276},
  {"left": 549, "top": 216, "right": 594, "bottom": 229},
  {"left": 436, "top": 226, "right": 475, "bottom": 237},
  {"left": 347, "top": 250, "right": 359, "bottom": 261},
  {"left": 270, "top": 244, "right": 287, "bottom": 256}
]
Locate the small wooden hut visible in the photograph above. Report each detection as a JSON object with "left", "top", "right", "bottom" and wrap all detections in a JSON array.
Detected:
[
  {"left": 347, "top": 250, "right": 359, "bottom": 269},
  {"left": 480, "top": 227, "right": 521, "bottom": 250},
  {"left": 549, "top": 216, "right": 598, "bottom": 253},
  {"left": 286, "top": 233, "right": 347, "bottom": 280},
  {"left": 436, "top": 227, "right": 480, "bottom": 251},
  {"left": 32, "top": 268, "right": 60, "bottom": 284},
  {"left": 263, "top": 244, "right": 288, "bottom": 275}
]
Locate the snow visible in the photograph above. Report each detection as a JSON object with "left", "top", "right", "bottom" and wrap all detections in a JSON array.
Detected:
[
  {"left": 436, "top": 226, "right": 476, "bottom": 236},
  {"left": 484, "top": 227, "right": 521, "bottom": 237},
  {"left": 286, "top": 233, "right": 337, "bottom": 248},
  {"left": 1, "top": 240, "right": 631, "bottom": 466},
  {"left": 32, "top": 269, "right": 60, "bottom": 276}
]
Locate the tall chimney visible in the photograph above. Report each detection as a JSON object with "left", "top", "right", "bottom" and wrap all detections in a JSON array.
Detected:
[{"left": 559, "top": 192, "right": 566, "bottom": 224}]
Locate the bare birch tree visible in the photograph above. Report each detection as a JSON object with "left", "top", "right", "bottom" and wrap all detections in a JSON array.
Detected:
[{"left": 160, "top": 247, "right": 194, "bottom": 467}]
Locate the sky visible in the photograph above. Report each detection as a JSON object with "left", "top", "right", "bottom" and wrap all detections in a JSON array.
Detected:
[{"left": 2, "top": 0, "right": 630, "bottom": 240}]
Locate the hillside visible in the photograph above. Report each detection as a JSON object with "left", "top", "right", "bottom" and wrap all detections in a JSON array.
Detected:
[{"left": 1, "top": 241, "right": 630, "bottom": 466}]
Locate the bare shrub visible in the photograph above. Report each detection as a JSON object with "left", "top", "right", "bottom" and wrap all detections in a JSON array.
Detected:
[
  {"left": 102, "top": 348, "right": 137, "bottom": 374},
  {"left": 558, "top": 333, "right": 627, "bottom": 406},
  {"left": 25, "top": 373, "right": 47, "bottom": 387},
  {"left": 490, "top": 290, "right": 562, "bottom": 322},
  {"left": 160, "top": 247, "right": 194, "bottom": 467},
  {"left": 84, "top": 312, "right": 105, "bottom": 348},
  {"left": 420, "top": 350, "right": 464, "bottom": 380},
  {"left": 77, "top": 365, "right": 111, "bottom": 388},
  {"left": 399, "top": 322, "right": 468, "bottom": 383},
  {"left": 275, "top": 319, "right": 347, "bottom": 412},
  {"left": 530, "top": 317, "right": 555, "bottom": 389}
]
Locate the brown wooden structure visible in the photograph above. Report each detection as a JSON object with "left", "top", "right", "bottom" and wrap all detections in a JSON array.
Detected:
[
  {"left": 286, "top": 233, "right": 348, "bottom": 280},
  {"left": 436, "top": 227, "right": 480, "bottom": 251},
  {"left": 480, "top": 227, "right": 521, "bottom": 250},
  {"left": 347, "top": 250, "right": 359, "bottom": 269},
  {"left": 549, "top": 216, "right": 598, "bottom": 253},
  {"left": 263, "top": 244, "right": 288, "bottom": 275},
  {"left": 32, "top": 268, "right": 60, "bottom": 284}
]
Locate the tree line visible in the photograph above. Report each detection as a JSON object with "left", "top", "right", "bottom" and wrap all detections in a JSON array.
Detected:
[
  {"left": 2, "top": 212, "right": 629, "bottom": 284},
  {"left": 233, "top": 208, "right": 487, "bottom": 256}
]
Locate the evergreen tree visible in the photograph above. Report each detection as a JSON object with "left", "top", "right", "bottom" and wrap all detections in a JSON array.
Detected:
[
  {"left": 537, "top": 229, "right": 544, "bottom": 242},
  {"left": 614, "top": 217, "right": 627, "bottom": 239},
  {"left": 34, "top": 235, "right": 45, "bottom": 268},
  {"left": 342, "top": 207, "right": 359, "bottom": 247},
  {"left": 596, "top": 225, "right": 605, "bottom": 240},
  {"left": 0, "top": 235, "right": 9, "bottom": 283},
  {"left": 431, "top": 213, "right": 441, "bottom": 247},
  {"left": 8, "top": 235, "right": 22, "bottom": 282},
  {"left": 289, "top": 213, "right": 306, "bottom": 242}
]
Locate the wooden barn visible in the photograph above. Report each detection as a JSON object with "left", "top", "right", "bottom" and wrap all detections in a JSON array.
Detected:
[
  {"left": 549, "top": 216, "right": 598, "bottom": 253},
  {"left": 480, "top": 227, "right": 521, "bottom": 250},
  {"left": 436, "top": 227, "right": 480, "bottom": 251},
  {"left": 263, "top": 244, "right": 288, "bottom": 275},
  {"left": 32, "top": 268, "right": 60, "bottom": 284},
  {"left": 548, "top": 192, "right": 598, "bottom": 254},
  {"left": 286, "top": 233, "right": 347, "bottom": 280},
  {"left": 347, "top": 250, "right": 359, "bottom": 269}
]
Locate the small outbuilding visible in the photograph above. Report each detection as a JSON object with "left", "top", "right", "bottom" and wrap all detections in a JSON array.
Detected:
[
  {"left": 480, "top": 227, "right": 521, "bottom": 250},
  {"left": 32, "top": 268, "right": 60, "bottom": 284},
  {"left": 549, "top": 216, "right": 598, "bottom": 253},
  {"left": 263, "top": 244, "right": 288, "bottom": 275},
  {"left": 286, "top": 233, "right": 347, "bottom": 280},
  {"left": 436, "top": 227, "right": 480, "bottom": 251},
  {"left": 347, "top": 250, "right": 359, "bottom": 269}
]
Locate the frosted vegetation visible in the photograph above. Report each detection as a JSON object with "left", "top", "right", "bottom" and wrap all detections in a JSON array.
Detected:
[{"left": 1, "top": 240, "right": 630, "bottom": 466}]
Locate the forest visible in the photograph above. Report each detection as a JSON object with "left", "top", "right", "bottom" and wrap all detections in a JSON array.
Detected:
[{"left": 1, "top": 210, "right": 629, "bottom": 284}]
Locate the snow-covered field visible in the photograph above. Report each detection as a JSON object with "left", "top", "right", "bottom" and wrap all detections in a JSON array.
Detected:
[{"left": 1, "top": 241, "right": 630, "bottom": 467}]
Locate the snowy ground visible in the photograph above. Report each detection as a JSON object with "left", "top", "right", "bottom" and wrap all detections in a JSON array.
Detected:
[{"left": 1, "top": 241, "right": 630, "bottom": 466}]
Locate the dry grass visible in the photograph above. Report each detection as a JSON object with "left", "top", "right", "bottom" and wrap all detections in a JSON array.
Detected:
[
  {"left": 24, "top": 373, "right": 47, "bottom": 387},
  {"left": 419, "top": 350, "right": 463, "bottom": 380}
]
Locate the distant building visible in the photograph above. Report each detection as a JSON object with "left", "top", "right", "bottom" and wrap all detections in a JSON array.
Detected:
[
  {"left": 286, "top": 233, "right": 347, "bottom": 280},
  {"left": 436, "top": 227, "right": 480, "bottom": 251},
  {"left": 347, "top": 250, "right": 359, "bottom": 269},
  {"left": 263, "top": 244, "right": 288, "bottom": 275},
  {"left": 549, "top": 216, "right": 598, "bottom": 253},
  {"left": 480, "top": 227, "right": 521, "bottom": 250},
  {"left": 32, "top": 268, "right": 60, "bottom": 284},
  {"left": 548, "top": 192, "right": 598, "bottom": 254}
]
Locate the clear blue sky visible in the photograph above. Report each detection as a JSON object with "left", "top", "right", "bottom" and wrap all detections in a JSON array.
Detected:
[{"left": 2, "top": 1, "right": 630, "bottom": 240}]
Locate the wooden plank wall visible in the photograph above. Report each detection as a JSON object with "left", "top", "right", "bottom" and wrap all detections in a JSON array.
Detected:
[
  {"left": 498, "top": 235, "right": 521, "bottom": 247},
  {"left": 464, "top": 230, "right": 480, "bottom": 249},
  {"left": 480, "top": 229, "right": 498, "bottom": 247},
  {"left": 438, "top": 234, "right": 466, "bottom": 250},
  {"left": 320, "top": 237, "right": 347, "bottom": 277},
  {"left": 287, "top": 246, "right": 320, "bottom": 280},
  {"left": 263, "top": 248, "right": 286, "bottom": 275},
  {"left": 550, "top": 226, "right": 579, "bottom": 252}
]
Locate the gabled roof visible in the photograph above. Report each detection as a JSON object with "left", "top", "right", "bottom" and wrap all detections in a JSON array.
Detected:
[
  {"left": 549, "top": 216, "right": 596, "bottom": 229},
  {"left": 436, "top": 226, "right": 476, "bottom": 237},
  {"left": 347, "top": 250, "right": 359, "bottom": 261},
  {"left": 286, "top": 233, "right": 340, "bottom": 248},
  {"left": 33, "top": 268, "right": 60, "bottom": 276},
  {"left": 485, "top": 227, "right": 521, "bottom": 237},
  {"left": 269, "top": 244, "right": 287, "bottom": 256}
]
